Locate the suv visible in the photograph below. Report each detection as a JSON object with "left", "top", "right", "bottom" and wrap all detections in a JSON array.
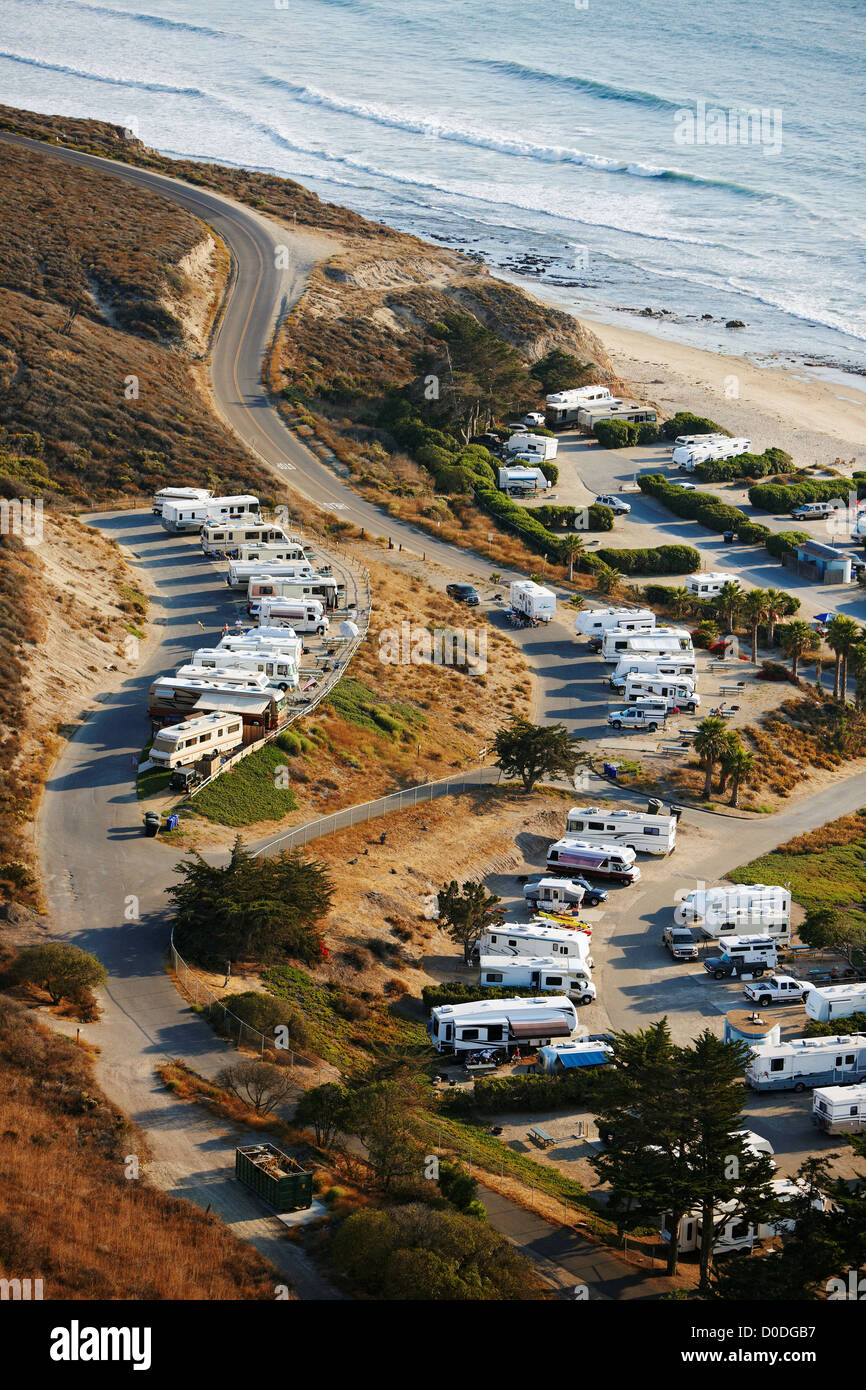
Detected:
[
  {"left": 790, "top": 500, "right": 840, "bottom": 521},
  {"left": 569, "top": 875, "right": 608, "bottom": 907},
  {"left": 595, "top": 494, "right": 631, "bottom": 515},
  {"left": 607, "top": 705, "right": 664, "bottom": 732},
  {"left": 663, "top": 925, "right": 699, "bottom": 961},
  {"left": 445, "top": 583, "right": 479, "bottom": 606},
  {"left": 743, "top": 975, "right": 812, "bottom": 1007}
]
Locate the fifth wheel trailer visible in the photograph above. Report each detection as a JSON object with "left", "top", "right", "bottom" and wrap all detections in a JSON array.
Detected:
[
  {"left": 805, "top": 983, "right": 866, "bottom": 1024},
  {"left": 427, "top": 995, "right": 579, "bottom": 1055},
  {"left": 813, "top": 1082, "right": 866, "bottom": 1134}
]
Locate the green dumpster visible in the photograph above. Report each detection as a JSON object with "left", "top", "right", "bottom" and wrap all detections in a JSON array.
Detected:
[{"left": 235, "top": 1143, "right": 313, "bottom": 1213}]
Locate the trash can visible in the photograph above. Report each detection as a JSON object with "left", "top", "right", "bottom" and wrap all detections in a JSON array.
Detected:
[
  {"left": 723, "top": 529, "right": 735, "bottom": 544},
  {"left": 144, "top": 812, "right": 161, "bottom": 837},
  {"left": 603, "top": 762, "right": 618, "bottom": 780}
]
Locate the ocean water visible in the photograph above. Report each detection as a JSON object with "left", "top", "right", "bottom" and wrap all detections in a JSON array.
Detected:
[{"left": 2, "top": 0, "right": 865, "bottom": 369}]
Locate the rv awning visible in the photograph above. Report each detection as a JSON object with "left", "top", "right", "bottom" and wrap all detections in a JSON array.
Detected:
[
  {"left": 559, "top": 1049, "right": 609, "bottom": 1069},
  {"left": 192, "top": 692, "right": 272, "bottom": 715},
  {"left": 508, "top": 1017, "right": 572, "bottom": 1041}
]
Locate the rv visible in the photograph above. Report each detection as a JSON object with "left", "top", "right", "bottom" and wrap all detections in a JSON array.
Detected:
[
  {"left": 149, "top": 712, "right": 244, "bottom": 768},
  {"left": 152, "top": 486, "right": 212, "bottom": 517},
  {"left": 805, "top": 983, "right": 866, "bottom": 1024},
  {"left": 677, "top": 884, "right": 791, "bottom": 940},
  {"left": 248, "top": 574, "right": 340, "bottom": 612},
  {"left": 745, "top": 1033, "right": 866, "bottom": 1092},
  {"left": 813, "top": 1082, "right": 866, "bottom": 1134},
  {"left": 663, "top": 1179, "right": 820, "bottom": 1255},
  {"left": 564, "top": 805, "right": 677, "bottom": 855},
  {"left": 523, "top": 876, "right": 609, "bottom": 913},
  {"left": 227, "top": 560, "right": 317, "bottom": 590},
  {"left": 510, "top": 580, "right": 556, "bottom": 623},
  {"left": 503, "top": 432, "right": 558, "bottom": 462},
  {"left": 161, "top": 494, "right": 260, "bottom": 533},
  {"left": 575, "top": 607, "right": 655, "bottom": 639},
  {"left": 427, "top": 995, "right": 579, "bottom": 1055},
  {"left": 611, "top": 654, "right": 698, "bottom": 688},
  {"left": 191, "top": 648, "right": 300, "bottom": 690},
  {"left": 546, "top": 838, "right": 641, "bottom": 885},
  {"left": 623, "top": 675, "right": 700, "bottom": 712},
  {"left": 201, "top": 519, "right": 296, "bottom": 553},
  {"left": 497, "top": 464, "right": 549, "bottom": 494},
  {"left": 670, "top": 433, "right": 729, "bottom": 451},
  {"left": 576, "top": 401, "right": 657, "bottom": 431},
  {"left": 677, "top": 438, "right": 751, "bottom": 471},
  {"left": 174, "top": 665, "right": 275, "bottom": 695},
  {"left": 218, "top": 632, "right": 303, "bottom": 659},
  {"left": 230, "top": 545, "right": 310, "bottom": 569},
  {"left": 536, "top": 1039, "right": 613, "bottom": 1073},
  {"left": 703, "top": 935, "right": 779, "bottom": 978},
  {"left": 477, "top": 956, "right": 595, "bottom": 1004},
  {"left": 476, "top": 922, "right": 593, "bottom": 968},
  {"left": 255, "top": 598, "right": 330, "bottom": 634},
  {"left": 685, "top": 572, "right": 740, "bottom": 599},
  {"left": 147, "top": 681, "right": 281, "bottom": 741},
  {"left": 601, "top": 627, "right": 693, "bottom": 663},
  {"left": 545, "top": 386, "right": 615, "bottom": 429}
]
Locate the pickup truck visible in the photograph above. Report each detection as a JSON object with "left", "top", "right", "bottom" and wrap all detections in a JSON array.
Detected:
[
  {"left": 663, "top": 925, "right": 699, "bottom": 961},
  {"left": 743, "top": 975, "right": 812, "bottom": 1007}
]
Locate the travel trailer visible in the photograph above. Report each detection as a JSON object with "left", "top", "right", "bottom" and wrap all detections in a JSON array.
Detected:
[
  {"left": 476, "top": 922, "right": 593, "bottom": 968},
  {"left": 161, "top": 494, "right": 260, "bottom": 533},
  {"left": 227, "top": 559, "right": 317, "bottom": 590},
  {"left": 427, "top": 995, "right": 579, "bottom": 1055},
  {"left": 677, "top": 885, "right": 791, "bottom": 940},
  {"left": 510, "top": 580, "right": 556, "bottom": 623},
  {"left": 545, "top": 385, "right": 615, "bottom": 428},
  {"left": 574, "top": 607, "right": 655, "bottom": 639},
  {"left": 564, "top": 805, "right": 677, "bottom": 855},
  {"left": 200, "top": 519, "right": 296, "bottom": 553},
  {"left": 191, "top": 648, "right": 300, "bottom": 690},
  {"left": 673, "top": 437, "right": 751, "bottom": 470},
  {"left": 745, "top": 1033, "right": 866, "bottom": 1092},
  {"left": 255, "top": 598, "right": 330, "bottom": 634},
  {"left": 152, "top": 486, "right": 212, "bottom": 517},
  {"left": 670, "top": 433, "right": 729, "bottom": 451},
  {"left": 576, "top": 401, "right": 657, "bottom": 431},
  {"left": 503, "top": 432, "right": 558, "bottom": 461},
  {"left": 477, "top": 956, "right": 595, "bottom": 1004},
  {"left": 248, "top": 574, "right": 340, "bottom": 612},
  {"left": 600, "top": 627, "right": 692, "bottom": 662},
  {"left": 663, "top": 1178, "right": 821, "bottom": 1255},
  {"left": 497, "top": 464, "right": 549, "bottom": 494},
  {"left": 813, "top": 1082, "right": 866, "bottom": 1134},
  {"left": 805, "top": 983, "right": 866, "bottom": 1024},
  {"left": 174, "top": 665, "right": 275, "bottom": 695},
  {"left": 546, "top": 838, "right": 641, "bottom": 885},
  {"left": 218, "top": 631, "right": 303, "bottom": 659},
  {"left": 536, "top": 1039, "right": 614, "bottom": 1073},
  {"left": 230, "top": 543, "right": 310, "bottom": 568},
  {"left": 685, "top": 572, "right": 740, "bottom": 599},
  {"left": 148, "top": 712, "right": 244, "bottom": 769},
  {"left": 611, "top": 654, "right": 698, "bottom": 687},
  {"left": 623, "top": 675, "right": 700, "bottom": 712},
  {"left": 703, "top": 935, "right": 779, "bottom": 978}
]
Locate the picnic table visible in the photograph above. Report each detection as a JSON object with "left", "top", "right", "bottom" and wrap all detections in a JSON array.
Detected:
[{"left": 528, "top": 1125, "right": 555, "bottom": 1150}]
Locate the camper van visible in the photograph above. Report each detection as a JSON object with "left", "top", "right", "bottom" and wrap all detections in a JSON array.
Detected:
[
  {"left": 174, "top": 665, "right": 275, "bottom": 695},
  {"left": 677, "top": 884, "right": 791, "bottom": 940},
  {"left": 248, "top": 574, "right": 340, "bottom": 612},
  {"left": 685, "top": 572, "right": 740, "bottom": 599},
  {"left": 703, "top": 935, "right": 779, "bottom": 979},
  {"left": 510, "top": 580, "right": 556, "bottom": 623},
  {"left": 477, "top": 922, "right": 593, "bottom": 968},
  {"left": 575, "top": 607, "right": 655, "bottom": 640},
  {"left": 601, "top": 627, "right": 692, "bottom": 663},
  {"left": 611, "top": 654, "right": 698, "bottom": 689},
  {"left": 546, "top": 838, "right": 641, "bottom": 885},
  {"left": 545, "top": 386, "right": 614, "bottom": 428},
  {"left": 477, "top": 956, "right": 595, "bottom": 1004},
  {"left": 746, "top": 1033, "right": 866, "bottom": 1092},
  {"left": 255, "top": 598, "right": 329, "bottom": 634},
  {"left": 564, "top": 805, "right": 677, "bottom": 855},
  {"left": 813, "top": 1082, "right": 866, "bottom": 1134},
  {"left": 152, "top": 486, "right": 212, "bottom": 517},
  {"left": 427, "top": 995, "right": 579, "bottom": 1055},
  {"left": 805, "top": 983, "right": 866, "bottom": 1025},
  {"left": 149, "top": 712, "right": 244, "bottom": 768},
  {"left": 201, "top": 519, "right": 296, "bottom": 553},
  {"left": 503, "top": 432, "right": 558, "bottom": 461},
  {"left": 191, "top": 648, "right": 300, "bottom": 690},
  {"left": 227, "top": 560, "right": 317, "bottom": 590},
  {"left": 161, "top": 494, "right": 260, "bottom": 533},
  {"left": 624, "top": 675, "right": 700, "bottom": 712}
]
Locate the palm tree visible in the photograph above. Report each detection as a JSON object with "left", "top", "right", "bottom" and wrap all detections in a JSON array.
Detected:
[
  {"left": 779, "top": 620, "right": 821, "bottom": 679},
  {"left": 561, "top": 532, "right": 585, "bottom": 582},
  {"left": 849, "top": 641, "right": 866, "bottom": 710},
  {"left": 720, "top": 734, "right": 755, "bottom": 808},
  {"left": 764, "top": 588, "right": 798, "bottom": 646},
  {"left": 742, "top": 588, "right": 769, "bottom": 664},
  {"left": 596, "top": 564, "right": 622, "bottom": 596},
  {"left": 693, "top": 716, "right": 730, "bottom": 798},
  {"left": 668, "top": 587, "right": 693, "bottom": 622},
  {"left": 716, "top": 581, "right": 743, "bottom": 634},
  {"left": 825, "top": 615, "right": 861, "bottom": 701}
]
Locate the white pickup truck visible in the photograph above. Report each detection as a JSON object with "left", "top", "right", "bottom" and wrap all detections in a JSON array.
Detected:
[{"left": 743, "top": 975, "right": 813, "bottom": 1007}]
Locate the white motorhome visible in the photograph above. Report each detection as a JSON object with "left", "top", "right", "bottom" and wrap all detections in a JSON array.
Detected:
[
  {"left": 227, "top": 560, "right": 316, "bottom": 590},
  {"left": 611, "top": 654, "right": 698, "bottom": 687},
  {"left": 248, "top": 573, "right": 339, "bottom": 611},
  {"left": 564, "top": 805, "right": 677, "bottom": 855},
  {"left": 427, "top": 995, "right": 579, "bottom": 1055},
  {"left": 575, "top": 607, "right": 655, "bottom": 639},
  {"left": 685, "top": 572, "right": 740, "bottom": 599},
  {"left": 173, "top": 665, "right": 274, "bottom": 695},
  {"left": 601, "top": 627, "right": 692, "bottom": 663},
  {"left": 149, "top": 712, "right": 244, "bottom": 768},
  {"left": 624, "top": 675, "right": 700, "bottom": 712},
  {"left": 813, "top": 1082, "right": 866, "bottom": 1134},
  {"left": 476, "top": 922, "right": 593, "bottom": 968},
  {"left": 232, "top": 543, "right": 310, "bottom": 566},
  {"left": 503, "top": 432, "right": 558, "bottom": 461},
  {"left": 477, "top": 956, "right": 595, "bottom": 1003},
  {"left": 577, "top": 401, "right": 656, "bottom": 431},
  {"left": 510, "top": 580, "right": 556, "bottom": 623},
  {"left": 255, "top": 598, "right": 329, "bottom": 634},
  {"left": 218, "top": 631, "right": 303, "bottom": 658},
  {"left": 547, "top": 838, "right": 641, "bottom": 884},
  {"left": 161, "top": 494, "right": 260, "bottom": 533},
  {"left": 152, "top": 486, "right": 212, "bottom": 517},
  {"left": 805, "top": 983, "right": 866, "bottom": 1025},
  {"left": 191, "top": 648, "right": 300, "bottom": 690},
  {"left": 677, "top": 884, "right": 791, "bottom": 940},
  {"left": 200, "top": 519, "right": 296, "bottom": 553},
  {"left": 745, "top": 1033, "right": 866, "bottom": 1092},
  {"left": 545, "top": 386, "right": 614, "bottom": 428}
]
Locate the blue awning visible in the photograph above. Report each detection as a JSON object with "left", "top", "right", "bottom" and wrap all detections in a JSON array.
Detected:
[{"left": 559, "top": 1049, "right": 609, "bottom": 1069}]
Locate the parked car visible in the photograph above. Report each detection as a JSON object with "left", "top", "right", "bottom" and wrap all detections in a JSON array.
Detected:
[
  {"left": 743, "top": 975, "right": 812, "bottom": 1007},
  {"left": 790, "top": 500, "right": 840, "bottom": 521},
  {"left": 663, "top": 925, "right": 699, "bottom": 961},
  {"left": 671, "top": 480, "right": 697, "bottom": 490},
  {"left": 567, "top": 875, "right": 609, "bottom": 908},
  {"left": 607, "top": 706, "right": 663, "bottom": 732},
  {"left": 595, "top": 494, "right": 631, "bottom": 515},
  {"left": 446, "top": 583, "right": 480, "bottom": 606},
  {"left": 523, "top": 412, "right": 545, "bottom": 428}
]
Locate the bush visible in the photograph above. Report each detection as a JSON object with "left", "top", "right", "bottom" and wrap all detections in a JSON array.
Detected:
[
  {"left": 539, "top": 460, "right": 558, "bottom": 486},
  {"left": 594, "top": 543, "right": 701, "bottom": 575},
  {"left": 592, "top": 418, "right": 658, "bottom": 449},
  {"left": 533, "top": 503, "right": 613, "bottom": 532},
  {"left": 473, "top": 1070, "right": 597, "bottom": 1113},
  {"left": 421, "top": 982, "right": 550, "bottom": 1013},
  {"left": 765, "top": 530, "right": 810, "bottom": 560},
  {"left": 638, "top": 474, "right": 770, "bottom": 548},
  {"left": 660, "top": 411, "right": 728, "bottom": 442},
  {"left": 749, "top": 479, "right": 863, "bottom": 513}
]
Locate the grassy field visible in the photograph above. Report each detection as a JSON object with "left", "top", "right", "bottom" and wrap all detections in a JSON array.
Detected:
[
  {"left": 736, "top": 809, "right": 866, "bottom": 926},
  {"left": 187, "top": 743, "right": 298, "bottom": 827}
]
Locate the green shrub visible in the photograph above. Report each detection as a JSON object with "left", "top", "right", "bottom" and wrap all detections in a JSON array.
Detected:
[
  {"left": 593, "top": 419, "right": 631, "bottom": 449},
  {"left": 765, "top": 530, "right": 810, "bottom": 560},
  {"left": 421, "top": 983, "right": 550, "bottom": 1012},
  {"left": 660, "top": 411, "right": 728, "bottom": 442},
  {"left": 473, "top": 1070, "right": 598, "bottom": 1113},
  {"left": 749, "top": 479, "right": 863, "bottom": 512},
  {"left": 539, "top": 460, "right": 559, "bottom": 486},
  {"left": 594, "top": 543, "right": 701, "bottom": 575}
]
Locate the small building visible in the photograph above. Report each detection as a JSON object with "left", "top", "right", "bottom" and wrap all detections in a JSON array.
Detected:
[
  {"left": 724, "top": 1009, "right": 781, "bottom": 1050},
  {"left": 793, "top": 539, "right": 852, "bottom": 585}
]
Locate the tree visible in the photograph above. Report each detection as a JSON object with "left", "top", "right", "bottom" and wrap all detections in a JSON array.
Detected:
[
  {"left": 437, "top": 1160, "right": 485, "bottom": 1219},
  {"left": 216, "top": 1059, "right": 295, "bottom": 1115},
  {"left": 426, "top": 312, "right": 532, "bottom": 440},
  {"left": 826, "top": 615, "right": 862, "bottom": 701},
  {"left": 779, "top": 620, "right": 820, "bottom": 678},
  {"left": 294, "top": 1082, "right": 348, "bottom": 1148},
  {"left": 716, "top": 581, "right": 743, "bottom": 633},
  {"left": 561, "top": 532, "right": 584, "bottom": 582},
  {"left": 341, "top": 1080, "right": 426, "bottom": 1192},
  {"left": 742, "top": 588, "right": 769, "bottom": 664},
  {"left": 765, "top": 587, "right": 798, "bottom": 646},
  {"left": 718, "top": 732, "right": 754, "bottom": 807},
  {"left": 668, "top": 587, "right": 693, "bottom": 621},
  {"left": 693, "top": 716, "right": 731, "bottom": 798},
  {"left": 13, "top": 943, "right": 107, "bottom": 1006},
  {"left": 493, "top": 717, "right": 585, "bottom": 792},
  {"left": 529, "top": 349, "right": 592, "bottom": 396},
  {"left": 850, "top": 641, "right": 866, "bottom": 709},
  {"left": 437, "top": 880, "right": 504, "bottom": 963},
  {"left": 595, "top": 563, "right": 621, "bottom": 596},
  {"left": 799, "top": 907, "right": 866, "bottom": 970}
]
